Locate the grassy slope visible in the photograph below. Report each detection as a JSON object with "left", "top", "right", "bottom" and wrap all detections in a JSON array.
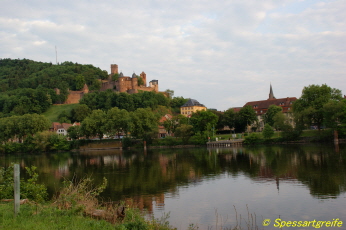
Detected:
[{"left": 42, "top": 104, "right": 79, "bottom": 122}]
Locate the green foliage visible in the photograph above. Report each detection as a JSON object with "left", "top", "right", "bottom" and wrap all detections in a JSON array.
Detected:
[
  {"left": 80, "top": 110, "right": 107, "bottom": 139},
  {"left": 189, "top": 110, "right": 218, "bottom": 134},
  {"left": 22, "top": 131, "right": 71, "bottom": 153},
  {"left": 54, "top": 177, "right": 107, "bottom": 213},
  {"left": 79, "top": 90, "right": 170, "bottom": 112},
  {"left": 293, "top": 84, "right": 342, "bottom": 130},
  {"left": 174, "top": 124, "right": 194, "bottom": 144},
  {"left": 112, "top": 73, "right": 119, "bottom": 81},
  {"left": 243, "top": 133, "right": 263, "bottom": 145},
  {"left": 70, "top": 104, "right": 91, "bottom": 122},
  {"left": 164, "top": 89, "right": 174, "bottom": 99},
  {"left": 75, "top": 74, "right": 86, "bottom": 90},
  {"left": 189, "top": 132, "right": 208, "bottom": 145},
  {"left": 262, "top": 124, "right": 274, "bottom": 139},
  {"left": 104, "top": 107, "right": 131, "bottom": 137},
  {"left": 58, "top": 110, "right": 71, "bottom": 123},
  {"left": 67, "top": 126, "right": 81, "bottom": 140},
  {"left": 42, "top": 103, "right": 79, "bottom": 122},
  {"left": 238, "top": 105, "right": 257, "bottom": 131},
  {"left": 0, "top": 164, "right": 48, "bottom": 202},
  {"left": 137, "top": 76, "right": 144, "bottom": 86},
  {"left": 0, "top": 58, "right": 108, "bottom": 115},
  {"left": 130, "top": 108, "right": 159, "bottom": 141},
  {"left": 0, "top": 113, "right": 51, "bottom": 143},
  {"left": 323, "top": 99, "right": 346, "bottom": 130},
  {"left": 263, "top": 105, "right": 282, "bottom": 126}
]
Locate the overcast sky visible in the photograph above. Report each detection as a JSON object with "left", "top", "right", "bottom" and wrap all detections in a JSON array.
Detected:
[{"left": 1, "top": 0, "right": 345, "bottom": 111}]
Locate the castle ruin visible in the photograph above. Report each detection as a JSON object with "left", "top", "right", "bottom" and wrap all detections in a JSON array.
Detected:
[
  {"left": 100, "top": 64, "right": 159, "bottom": 94},
  {"left": 62, "top": 64, "right": 159, "bottom": 104}
]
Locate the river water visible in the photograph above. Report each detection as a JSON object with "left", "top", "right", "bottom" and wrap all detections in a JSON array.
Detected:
[{"left": 1, "top": 143, "right": 346, "bottom": 229}]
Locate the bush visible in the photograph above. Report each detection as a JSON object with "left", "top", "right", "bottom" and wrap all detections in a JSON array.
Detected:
[
  {"left": 0, "top": 164, "right": 48, "bottom": 202},
  {"left": 243, "top": 133, "right": 263, "bottom": 145},
  {"left": 189, "top": 132, "right": 207, "bottom": 145},
  {"left": 262, "top": 124, "right": 274, "bottom": 139}
]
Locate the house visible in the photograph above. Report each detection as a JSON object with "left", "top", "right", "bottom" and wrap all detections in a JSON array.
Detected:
[
  {"left": 50, "top": 122, "right": 80, "bottom": 136},
  {"left": 180, "top": 99, "right": 207, "bottom": 117},
  {"left": 158, "top": 114, "right": 173, "bottom": 138},
  {"left": 243, "top": 85, "right": 297, "bottom": 131}
]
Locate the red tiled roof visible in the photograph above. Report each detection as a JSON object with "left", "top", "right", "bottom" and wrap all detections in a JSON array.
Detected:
[
  {"left": 50, "top": 122, "right": 74, "bottom": 131},
  {"left": 244, "top": 97, "right": 297, "bottom": 114}
]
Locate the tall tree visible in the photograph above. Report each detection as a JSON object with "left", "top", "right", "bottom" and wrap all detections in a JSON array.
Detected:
[
  {"left": 130, "top": 108, "right": 159, "bottom": 141},
  {"left": 263, "top": 105, "right": 282, "bottom": 126},
  {"left": 293, "top": 84, "right": 342, "bottom": 130},
  {"left": 104, "top": 107, "right": 132, "bottom": 137},
  {"left": 238, "top": 105, "right": 257, "bottom": 132},
  {"left": 189, "top": 110, "right": 218, "bottom": 134},
  {"left": 80, "top": 110, "right": 106, "bottom": 139}
]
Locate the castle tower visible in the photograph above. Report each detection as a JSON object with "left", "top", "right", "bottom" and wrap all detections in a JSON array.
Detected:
[
  {"left": 131, "top": 73, "right": 138, "bottom": 93},
  {"left": 268, "top": 84, "right": 276, "bottom": 100},
  {"left": 111, "top": 64, "right": 119, "bottom": 75},
  {"left": 140, "top": 71, "right": 147, "bottom": 87}
]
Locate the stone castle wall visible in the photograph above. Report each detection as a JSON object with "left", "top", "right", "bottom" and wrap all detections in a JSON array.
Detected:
[{"left": 62, "top": 64, "right": 160, "bottom": 104}]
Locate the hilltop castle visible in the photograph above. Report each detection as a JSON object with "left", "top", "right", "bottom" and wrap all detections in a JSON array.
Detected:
[
  {"left": 99, "top": 64, "right": 159, "bottom": 93},
  {"left": 62, "top": 64, "right": 160, "bottom": 104}
]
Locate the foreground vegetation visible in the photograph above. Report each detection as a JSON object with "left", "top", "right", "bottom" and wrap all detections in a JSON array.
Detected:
[{"left": 0, "top": 165, "right": 175, "bottom": 230}]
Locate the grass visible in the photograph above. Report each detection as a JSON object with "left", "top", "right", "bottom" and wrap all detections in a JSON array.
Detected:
[
  {"left": 0, "top": 176, "right": 175, "bottom": 230},
  {"left": 42, "top": 104, "right": 79, "bottom": 122},
  {"left": 0, "top": 202, "right": 116, "bottom": 230}
]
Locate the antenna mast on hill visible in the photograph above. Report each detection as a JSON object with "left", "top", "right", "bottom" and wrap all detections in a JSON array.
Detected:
[{"left": 55, "top": 46, "right": 58, "bottom": 64}]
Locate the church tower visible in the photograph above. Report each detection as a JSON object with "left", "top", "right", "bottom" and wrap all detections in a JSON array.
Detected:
[{"left": 268, "top": 84, "right": 276, "bottom": 100}]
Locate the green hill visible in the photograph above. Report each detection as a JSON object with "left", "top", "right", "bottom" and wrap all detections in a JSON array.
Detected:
[
  {"left": 42, "top": 103, "right": 79, "bottom": 122},
  {"left": 0, "top": 58, "right": 108, "bottom": 116}
]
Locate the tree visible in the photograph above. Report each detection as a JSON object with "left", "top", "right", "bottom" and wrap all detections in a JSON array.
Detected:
[
  {"left": 293, "top": 84, "right": 342, "bottom": 130},
  {"left": 80, "top": 110, "right": 106, "bottom": 139},
  {"left": 165, "top": 89, "right": 174, "bottom": 99},
  {"left": 104, "top": 107, "right": 132, "bottom": 138},
  {"left": 67, "top": 125, "right": 81, "bottom": 140},
  {"left": 58, "top": 110, "right": 71, "bottom": 123},
  {"left": 137, "top": 76, "right": 144, "bottom": 86},
  {"left": 71, "top": 104, "right": 91, "bottom": 122},
  {"left": 130, "top": 108, "right": 159, "bottom": 141},
  {"left": 174, "top": 124, "right": 194, "bottom": 144},
  {"left": 75, "top": 74, "right": 86, "bottom": 90},
  {"left": 238, "top": 105, "right": 257, "bottom": 132},
  {"left": 263, "top": 105, "right": 282, "bottom": 126},
  {"left": 262, "top": 124, "right": 274, "bottom": 139},
  {"left": 189, "top": 110, "right": 218, "bottom": 134},
  {"left": 323, "top": 99, "right": 346, "bottom": 140},
  {"left": 222, "top": 108, "right": 237, "bottom": 131}
]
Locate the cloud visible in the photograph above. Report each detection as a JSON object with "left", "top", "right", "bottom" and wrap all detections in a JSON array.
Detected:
[{"left": 1, "top": 0, "right": 345, "bottom": 110}]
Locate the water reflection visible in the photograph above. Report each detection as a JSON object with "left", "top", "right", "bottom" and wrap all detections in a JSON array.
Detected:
[{"left": 1, "top": 144, "right": 346, "bottom": 228}]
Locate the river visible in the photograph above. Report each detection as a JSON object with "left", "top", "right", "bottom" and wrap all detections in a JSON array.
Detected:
[{"left": 1, "top": 143, "right": 346, "bottom": 229}]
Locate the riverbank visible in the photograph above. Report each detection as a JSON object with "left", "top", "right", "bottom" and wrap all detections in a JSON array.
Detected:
[{"left": 0, "top": 201, "right": 175, "bottom": 230}]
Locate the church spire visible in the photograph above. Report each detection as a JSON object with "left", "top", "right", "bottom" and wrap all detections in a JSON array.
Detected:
[{"left": 268, "top": 83, "right": 275, "bottom": 100}]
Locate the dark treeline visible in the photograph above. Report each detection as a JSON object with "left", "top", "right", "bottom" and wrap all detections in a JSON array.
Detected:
[{"left": 79, "top": 89, "right": 185, "bottom": 112}]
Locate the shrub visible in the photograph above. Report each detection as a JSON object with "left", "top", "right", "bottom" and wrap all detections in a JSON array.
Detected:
[
  {"left": 243, "top": 133, "right": 263, "bottom": 145},
  {"left": 262, "top": 124, "right": 274, "bottom": 139},
  {"left": 0, "top": 164, "right": 48, "bottom": 202}
]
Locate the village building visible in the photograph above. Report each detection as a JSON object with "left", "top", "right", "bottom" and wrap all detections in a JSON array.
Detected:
[
  {"left": 50, "top": 122, "right": 80, "bottom": 136},
  {"left": 243, "top": 84, "right": 297, "bottom": 131},
  {"left": 158, "top": 114, "right": 173, "bottom": 138},
  {"left": 180, "top": 99, "right": 207, "bottom": 117}
]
